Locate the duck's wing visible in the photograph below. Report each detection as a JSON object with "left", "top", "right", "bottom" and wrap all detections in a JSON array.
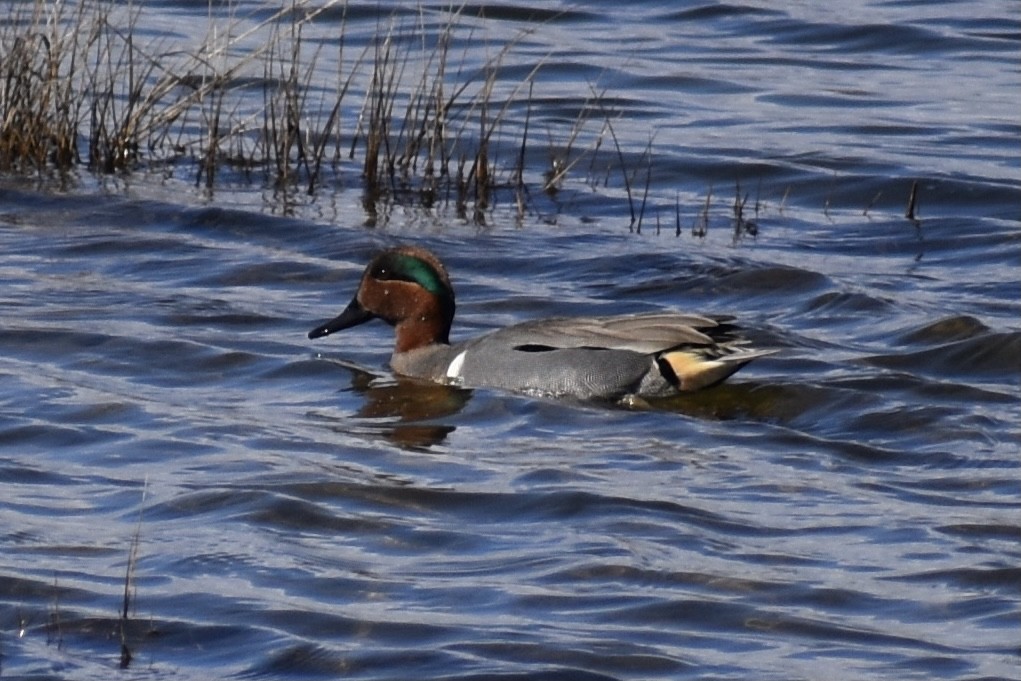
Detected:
[{"left": 502, "top": 312, "right": 734, "bottom": 354}]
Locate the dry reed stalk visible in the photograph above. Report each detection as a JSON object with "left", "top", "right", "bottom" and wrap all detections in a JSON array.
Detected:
[
  {"left": 675, "top": 191, "right": 682, "bottom": 237},
  {"left": 119, "top": 480, "right": 147, "bottom": 670},
  {"left": 634, "top": 136, "right": 655, "bottom": 233},
  {"left": 583, "top": 83, "right": 637, "bottom": 226},
  {"left": 905, "top": 179, "right": 919, "bottom": 221},
  {"left": 693, "top": 184, "right": 712, "bottom": 237},
  {"left": 0, "top": 1, "right": 90, "bottom": 170},
  {"left": 1, "top": 0, "right": 657, "bottom": 225}
]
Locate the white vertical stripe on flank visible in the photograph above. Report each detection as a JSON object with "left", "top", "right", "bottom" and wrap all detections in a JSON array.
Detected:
[{"left": 446, "top": 350, "right": 467, "bottom": 380}]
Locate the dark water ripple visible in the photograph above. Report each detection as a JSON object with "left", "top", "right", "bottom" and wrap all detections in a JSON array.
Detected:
[{"left": 2, "top": 1, "right": 1020, "bottom": 680}]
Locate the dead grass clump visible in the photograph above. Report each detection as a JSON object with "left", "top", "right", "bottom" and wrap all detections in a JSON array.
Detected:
[
  {"left": 347, "top": 13, "right": 552, "bottom": 220},
  {"left": 1, "top": 1, "right": 640, "bottom": 221},
  {"left": 0, "top": 2, "right": 88, "bottom": 171}
]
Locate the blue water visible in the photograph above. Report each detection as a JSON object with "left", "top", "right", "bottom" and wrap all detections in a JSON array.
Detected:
[{"left": 1, "top": 1, "right": 1019, "bottom": 680}]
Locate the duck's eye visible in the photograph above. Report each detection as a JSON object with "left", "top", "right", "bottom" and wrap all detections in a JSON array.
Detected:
[{"left": 372, "top": 259, "right": 412, "bottom": 283}]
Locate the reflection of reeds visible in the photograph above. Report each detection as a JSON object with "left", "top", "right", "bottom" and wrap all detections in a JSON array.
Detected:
[{"left": 0, "top": 0, "right": 630, "bottom": 220}]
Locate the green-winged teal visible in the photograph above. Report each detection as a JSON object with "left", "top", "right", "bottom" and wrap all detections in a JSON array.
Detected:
[{"left": 309, "top": 246, "right": 774, "bottom": 399}]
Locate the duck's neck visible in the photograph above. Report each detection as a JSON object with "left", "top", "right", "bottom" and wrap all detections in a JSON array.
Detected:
[{"left": 394, "top": 315, "right": 450, "bottom": 353}]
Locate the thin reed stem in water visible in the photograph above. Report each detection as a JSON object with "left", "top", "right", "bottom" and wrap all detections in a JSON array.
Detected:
[{"left": 905, "top": 179, "right": 919, "bottom": 221}]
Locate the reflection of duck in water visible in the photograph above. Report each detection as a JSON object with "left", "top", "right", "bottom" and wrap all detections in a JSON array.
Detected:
[
  {"left": 312, "top": 358, "right": 466, "bottom": 450},
  {"left": 309, "top": 246, "right": 774, "bottom": 401}
]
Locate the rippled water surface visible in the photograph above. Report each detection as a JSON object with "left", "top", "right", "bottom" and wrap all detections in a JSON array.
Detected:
[{"left": 2, "top": 1, "right": 1019, "bottom": 680}]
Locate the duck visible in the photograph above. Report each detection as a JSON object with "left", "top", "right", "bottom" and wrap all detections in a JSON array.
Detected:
[{"left": 308, "top": 245, "right": 774, "bottom": 400}]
